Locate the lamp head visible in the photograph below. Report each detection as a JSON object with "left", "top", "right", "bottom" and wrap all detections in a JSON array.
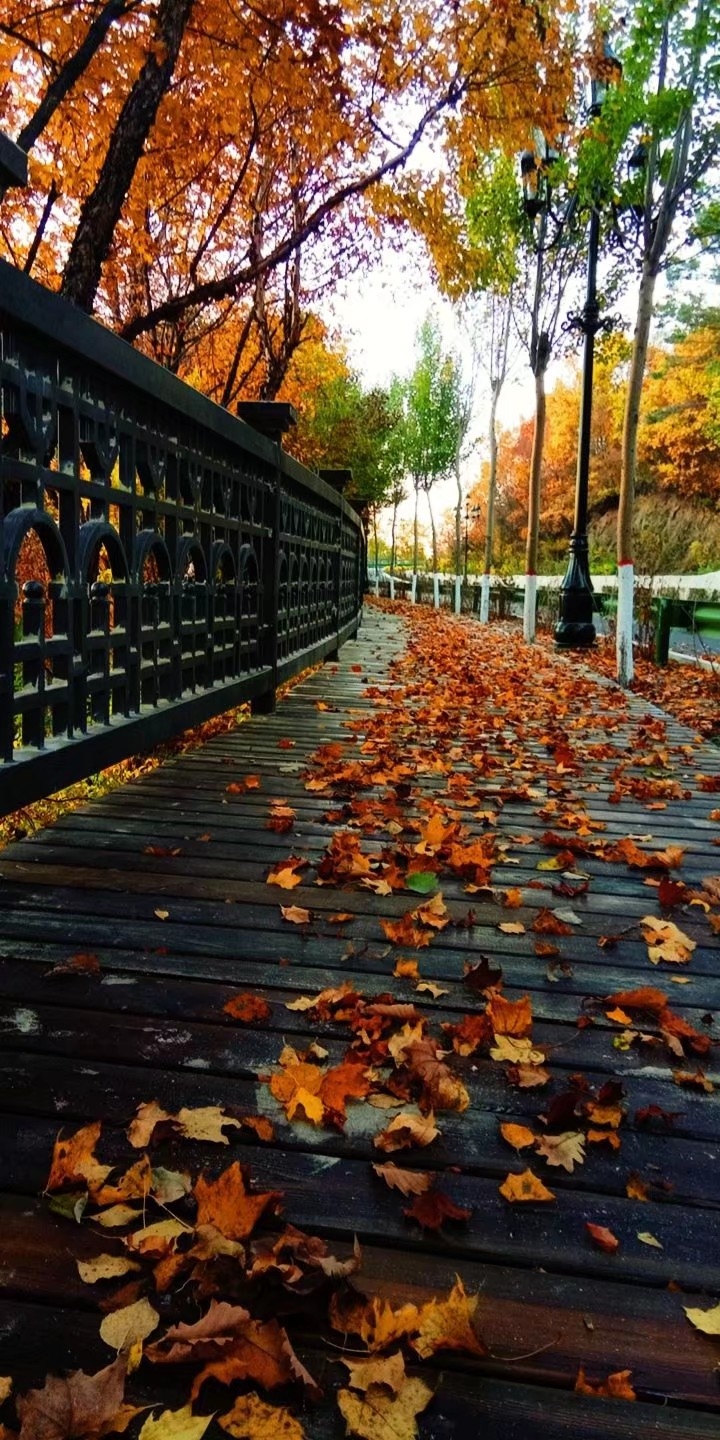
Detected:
[{"left": 589, "top": 33, "right": 622, "bottom": 116}]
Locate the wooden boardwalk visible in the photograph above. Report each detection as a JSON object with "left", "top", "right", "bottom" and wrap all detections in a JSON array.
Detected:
[{"left": 1, "top": 602, "right": 720, "bottom": 1438}]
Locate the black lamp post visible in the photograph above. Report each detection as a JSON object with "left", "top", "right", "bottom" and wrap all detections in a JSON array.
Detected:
[
  {"left": 554, "top": 37, "right": 623, "bottom": 648},
  {"left": 464, "top": 500, "right": 481, "bottom": 580}
]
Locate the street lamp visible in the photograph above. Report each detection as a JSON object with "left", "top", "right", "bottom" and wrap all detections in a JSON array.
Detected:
[
  {"left": 464, "top": 500, "right": 481, "bottom": 580},
  {"left": 554, "top": 36, "right": 623, "bottom": 648}
]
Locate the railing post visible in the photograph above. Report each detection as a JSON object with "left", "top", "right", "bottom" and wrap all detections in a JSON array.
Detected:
[
  {"left": 237, "top": 402, "right": 297, "bottom": 715},
  {"left": 319, "top": 470, "right": 354, "bottom": 659},
  {"left": 654, "top": 598, "right": 672, "bottom": 666}
]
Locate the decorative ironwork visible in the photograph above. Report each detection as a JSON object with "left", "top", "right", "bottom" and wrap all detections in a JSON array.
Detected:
[{"left": 0, "top": 260, "right": 364, "bottom": 816}]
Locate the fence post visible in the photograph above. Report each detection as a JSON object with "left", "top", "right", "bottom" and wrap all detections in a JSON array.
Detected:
[
  {"left": 410, "top": 574, "right": 417, "bottom": 604},
  {"left": 433, "top": 575, "right": 440, "bottom": 609},
  {"left": 319, "top": 470, "right": 354, "bottom": 659},
  {"left": 389, "top": 576, "right": 395, "bottom": 601},
  {"left": 653, "top": 598, "right": 672, "bottom": 667},
  {"left": 238, "top": 402, "right": 297, "bottom": 714},
  {"left": 454, "top": 577, "right": 461, "bottom": 614}
]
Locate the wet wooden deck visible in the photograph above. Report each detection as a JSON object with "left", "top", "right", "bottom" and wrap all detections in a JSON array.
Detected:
[{"left": 1, "top": 603, "right": 719, "bottom": 1437}]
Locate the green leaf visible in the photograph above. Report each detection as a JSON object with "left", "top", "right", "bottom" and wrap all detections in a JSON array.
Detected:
[
  {"left": 405, "top": 871, "right": 438, "bottom": 894},
  {"left": 48, "top": 1189, "right": 88, "bottom": 1223}
]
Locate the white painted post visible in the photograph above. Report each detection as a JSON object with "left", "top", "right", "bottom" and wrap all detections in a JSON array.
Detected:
[
  {"left": 616, "top": 561, "right": 634, "bottom": 685},
  {"left": 479, "top": 573, "right": 490, "bottom": 624},
  {"left": 523, "top": 574, "right": 537, "bottom": 643},
  {"left": 454, "top": 577, "right": 462, "bottom": 614},
  {"left": 374, "top": 573, "right": 380, "bottom": 597},
  {"left": 389, "top": 576, "right": 395, "bottom": 601},
  {"left": 410, "top": 573, "right": 417, "bottom": 604},
  {"left": 433, "top": 575, "right": 440, "bottom": 609}
]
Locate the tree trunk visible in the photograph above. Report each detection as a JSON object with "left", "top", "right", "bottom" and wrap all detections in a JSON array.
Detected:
[
  {"left": 480, "top": 384, "right": 500, "bottom": 623},
  {"left": 412, "top": 480, "right": 420, "bottom": 574},
  {"left": 616, "top": 258, "right": 657, "bottom": 685},
  {"left": 454, "top": 451, "right": 463, "bottom": 576},
  {"left": 390, "top": 503, "right": 398, "bottom": 571},
  {"left": 524, "top": 361, "right": 547, "bottom": 643},
  {"left": 426, "top": 491, "right": 438, "bottom": 573},
  {"left": 15, "top": 0, "right": 130, "bottom": 156},
  {"left": 372, "top": 508, "right": 379, "bottom": 574},
  {"left": 61, "top": 0, "right": 194, "bottom": 311}
]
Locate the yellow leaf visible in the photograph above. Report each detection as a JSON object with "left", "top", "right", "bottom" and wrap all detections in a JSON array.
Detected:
[
  {"left": 219, "top": 1393, "right": 305, "bottom": 1438},
  {"left": 94, "top": 1204, "right": 142, "bottom": 1228},
  {"left": 415, "top": 980, "right": 448, "bottom": 998},
  {"left": 394, "top": 957, "right": 420, "bottom": 980},
  {"left": 499, "top": 1122, "right": 536, "bottom": 1150},
  {"left": 499, "top": 1169, "right": 555, "bottom": 1203},
  {"left": 373, "top": 1112, "right": 440, "bottom": 1153},
  {"left": 640, "top": 916, "right": 696, "bottom": 964},
  {"left": 371, "top": 1163, "right": 433, "bottom": 1196},
  {"left": 337, "top": 1378, "right": 433, "bottom": 1440},
  {"left": 497, "top": 921, "right": 525, "bottom": 934},
  {"left": 412, "top": 1279, "right": 487, "bottom": 1360},
  {"left": 177, "top": 1107, "right": 242, "bottom": 1144},
  {"left": 76, "top": 1254, "right": 140, "bottom": 1283},
  {"left": 99, "top": 1296, "right": 159, "bottom": 1351},
  {"left": 490, "top": 1035, "right": 545, "bottom": 1065},
  {"left": 266, "top": 867, "right": 303, "bottom": 889},
  {"left": 342, "top": 1350, "right": 406, "bottom": 1394},
  {"left": 637, "top": 1231, "right": 663, "bottom": 1248},
  {"left": 684, "top": 1301, "right": 720, "bottom": 1335},
  {"left": 139, "top": 1407, "right": 213, "bottom": 1440},
  {"left": 154, "top": 910, "right": 169, "bottom": 921}
]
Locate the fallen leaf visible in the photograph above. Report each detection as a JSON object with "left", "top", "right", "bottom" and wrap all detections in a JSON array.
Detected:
[
  {"left": 372, "top": 1163, "right": 433, "bottom": 1196},
  {"left": 373, "top": 1112, "right": 440, "bottom": 1153},
  {"left": 16, "top": 1357, "right": 128, "bottom": 1440},
  {"left": 99, "top": 1295, "right": 159, "bottom": 1352},
  {"left": 139, "top": 1407, "right": 212, "bottom": 1440},
  {"left": 490, "top": 1035, "right": 546, "bottom": 1065},
  {"left": 487, "top": 992, "right": 532, "bottom": 1036},
  {"left": 673, "top": 1068, "right": 714, "bottom": 1093},
  {"left": 497, "top": 921, "right": 525, "bottom": 934},
  {"left": 76, "top": 1254, "right": 141, "bottom": 1284},
  {"left": 684, "top": 1301, "right": 720, "bottom": 1335},
  {"left": 45, "top": 1121, "right": 113, "bottom": 1196},
  {"left": 45, "top": 952, "right": 101, "bottom": 978},
  {"left": 194, "top": 1163, "right": 282, "bottom": 1241},
  {"left": 223, "top": 994, "right": 272, "bottom": 1024},
  {"left": 341, "top": 1351, "right": 406, "bottom": 1396},
  {"left": 637, "top": 1231, "right": 663, "bottom": 1248},
  {"left": 499, "top": 1169, "right": 555, "bottom": 1203},
  {"left": 280, "top": 905, "right": 312, "bottom": 926},
  {"left": 393, "top": 958, "right": 420, "bottom": 980},
  {"left": 403, "top": 1187, "right": 472, "bottom": 1231},
  {"left": 154, "top": 910, "right": 169, "bottom": 921},
  {"left": 585, "top": 1223, "right": 619, "bottom": 1254},
  {"left": 412, "top": 1278, "right": 487, "bottom": 1359},
  {"left": 535, "top": 1131, "right": 585, "bottom": 1173},
  {"left": 499, "top": 1122, "right": 536, "bottom": 1150},
  {"left": 219, "top": 1394, "right": 305, "bottom": 1439},
  {"left": 337, "top": 1377, "right": 433, "bottom": 1440},
  {"left": 575, "top": 1367, "right": 636, "bottom": 1400},
  {"left": 415, "top": 980, "right": 448, "bottom": 998},
  {"left": 640, "top": 915, "right": 696, "bottom": 964}
]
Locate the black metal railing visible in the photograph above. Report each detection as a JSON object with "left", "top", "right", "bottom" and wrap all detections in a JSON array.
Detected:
[{"left": 0, "top": 259, "right": 365, "bottom": 817}]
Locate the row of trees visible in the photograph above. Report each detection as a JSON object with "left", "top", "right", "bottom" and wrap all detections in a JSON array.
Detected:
[
  {"left": 2, "top": 1, "right": 719, "bottom": 683},
  {"left": 466, "top": 299, "right": 720, "bottom": 574}
]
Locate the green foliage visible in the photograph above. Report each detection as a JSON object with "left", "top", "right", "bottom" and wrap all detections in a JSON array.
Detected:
[
  {"left": 399, "top": 317, "right": 463, "bottom": 491},
  {"left": 293, "top": 373, "right": 405, "bottom": 511}
]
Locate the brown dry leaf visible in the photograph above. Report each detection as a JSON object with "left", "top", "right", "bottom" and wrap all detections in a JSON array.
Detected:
[
  {"left": 190, "top": 1319, "right": 319, "bottom": 1400},
  {"left": 194, "top": 1162, "right": 282, "bottom": 1241},
  {"left": 219, "top": 1394, "right": 305, "bottom": 1439},
  {"left": 499, "top": 1169, "right": 555, "bottom": 1203},
  {"left": 626, "top": 1173, "right": 650, "bottom": 1201},
  {"left": 585, "top": 1223, "right": 620, "bottom": 1254},
  {"left": 45, "top": 1121, "right": 113, "bottom": 1196},
  {"left": 126, "top": 1101, "right": 241, "bottom": 1148},
  {"left": 139, "top": 1407, "right": 212, "bottom": 1440},
  {"left": 403, "top": 1186, "right": 472, "bottom": 1231},
  {"left": 381, "top": 916, "right": 433, "bottom": 949},
  {"left": 508, "top": 1063, "right": 552, "bottom": 1088},
  {"left": 500, "top": 1122, "right": 536, "bottom": 1150},
  {"left": 442, "top": 1013, "right": 491, "bottom": 1057},
  {"left": 603, "top": 987, "right": 668, "bottom": 1015},
  {"left": 372, "top": 1163, "right": 433, "bottom": 1196},
  {"left": 328, "top": 912, "right": 354, "bottom": 924},
  {"left": 99, "top": 1296, "right": 159, "bottom": 1351},
  {"left": 337, "top": 1377, "right": 433, "bottom": 1440},
  {"left": 94, "top": 1204, "right": 142, "bottom": 1229},
  {"left": 16, "top": 1356, "right": 127, "bottom": 1440},
  {"left": 342, "top": 1351, "right": 406, "bottom": 1395},
  {"left": 223, "top": 994, "right": 272, "bottom": 1025},
  {"left": 575, "top": 1367, "right": 636, "bottom": 1401},
  {"left": 640, "top": 916, "right": 696, "bottom": 964},
  {"left": 280, "top": 905, "right": 312, "bottom": 926},
  {"left": 535, "top": 1131, "right": 585, "bottom": 1173},
  {"left": 93, "top": 1156, "right": 153, "bottom": 1208},
  {"left": 373, "top": 1112, "right": 440, "bottom": 1153},
  {"left": 487, "top": 992, "right": 533, "bottom": 1037},
  {"left": 497, "top": 921, "right": 525, "bottom": 934},
  {"left": 412, "top": 1278, "right": 487, "bottom": 1359},
  {"left": 125, "top": 1219, "right": 188, "bottom": 1261},
  {"left": 146, "top": 1300, "right": 251, "bottom": 1364}
]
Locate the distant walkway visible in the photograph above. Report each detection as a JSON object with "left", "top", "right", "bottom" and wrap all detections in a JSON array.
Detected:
[{"left": 1, "top": 604, "right": 719, "bottom": 1438}]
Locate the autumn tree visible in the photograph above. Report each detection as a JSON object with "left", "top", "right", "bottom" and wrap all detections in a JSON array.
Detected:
[
  {"left": 588, "top": 0, "right": 720, "bottom": 683},
  {"left": 1, "top": 0, "right": 576, "bottom": 401},
  {"left": 399, "top": 318, "right": 464, "bottom": 576}
]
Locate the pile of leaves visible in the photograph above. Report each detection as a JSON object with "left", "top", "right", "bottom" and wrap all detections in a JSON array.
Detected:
[{"left": 564, "top": 632, "right": 720, "bottom": 742}]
